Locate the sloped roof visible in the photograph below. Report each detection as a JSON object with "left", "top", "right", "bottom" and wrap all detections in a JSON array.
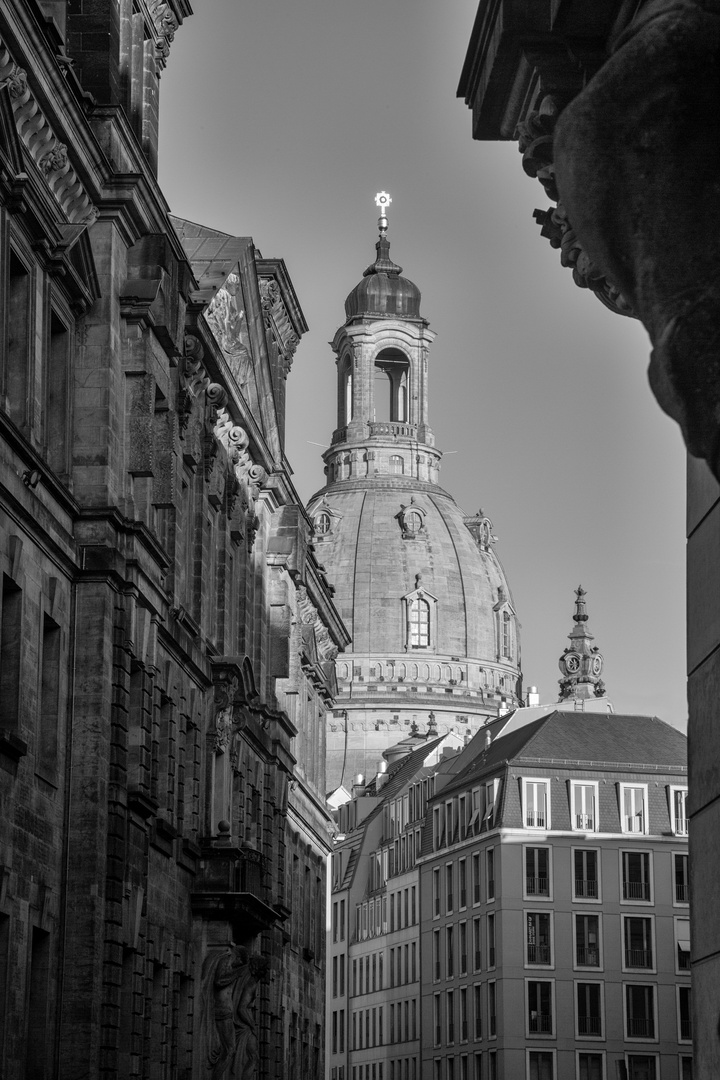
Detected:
[
  {"left": 443, "top": 711, "right": 686, "bottom": 795},
  {"left": 170, "top": 215, "right": 252, "bottom": 303}
]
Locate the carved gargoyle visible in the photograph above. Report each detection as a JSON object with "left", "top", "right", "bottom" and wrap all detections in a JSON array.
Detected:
[{"left": 553, "top": 0, "right": 720, "bottom": 477}]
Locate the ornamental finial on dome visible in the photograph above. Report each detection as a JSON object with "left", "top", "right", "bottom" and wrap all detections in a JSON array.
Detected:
[
  {"left": 558, "top": 586, "right": 606, "bottom": 701},
  {"left": 375, "top": 191, "right": 392, "bottom": 237}
]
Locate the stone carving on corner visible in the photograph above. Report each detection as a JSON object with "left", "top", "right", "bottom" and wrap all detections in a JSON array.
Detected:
[
  {"left": 0, "top": 38, "right": 97, "bottom": 223},
  {"left": 148, "top": 0, "right": 179, "bottom": 68},
  {"left": 465, "top": 509, "right": 497, "bottom": 552},
  {"left": 551, "top": 0, "right": 720, "bottom": 477},
  {"left": 200, "top": 946, "right": 270, "bottom": 1079},
  {"left": 206, "top": 273, "right": 253, "bottom": 391},
  {"left": 516, "top": 95, "right": 634, "bottom": 319}
]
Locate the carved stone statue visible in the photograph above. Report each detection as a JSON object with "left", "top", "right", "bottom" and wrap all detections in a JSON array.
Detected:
[
  {"left": 201, "top": 946, "right": 269, "bottom": 1079},
  {"left": 553, "top": 0, "right": 720, "bottom": 478}
]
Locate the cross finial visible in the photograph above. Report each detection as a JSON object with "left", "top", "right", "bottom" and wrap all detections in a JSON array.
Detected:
[{"left": 375, "top": 191, "right": 392, "bottom": 236}]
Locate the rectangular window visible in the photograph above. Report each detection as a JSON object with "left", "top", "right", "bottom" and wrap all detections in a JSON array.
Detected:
[
  {"left": 5, "top": 251, "right": 31, "bottom": 429},
  {"left": 433, "top": 929, "right": 441, "bottom": 982},
  {"left": 433, "top": 868, "right": 441, "bottom": 917},
  {"left": 678, "top": 986, "right": 692, "bottom": 1042},
  {"left": 459, "top": 924, "right": 470, "bottom": 976},
  {"left": 482, "top": 779, "right": 500, "bottom": 831},
  {"left": 45, "top": 311, "right": 71, "bottom": 476},
  {"left": 434, "top": 994, "right": 441, "bottom": 1047},
  {"left": 460, "top": 986, "right": 468, "bottom": 1042},
  {"left": 675, "top": 917, "right": 691, "bottom": 972},
  {"left": 622, "top": 851, "right": 652, "bottom": 902},
  {"left": 487, "top": 913, "right": 496, "bottom": 968},
  {"left": 621, "top": 785, "right": 648, "bottom": 834},
  {"left": 446, "top": 864, "right": 454, "bottom": 913},
  {"left": 469, "top": 787, "right": 482, "bottom": 834},
  {"left": 526, "top": 847, "right": 550, "bottom": 897},
  {"left": 459, "top": 859, "right": 467, "bottom": 908},
  {"left": 528, "top": 1051, "right": 554, "bottom": 1080},
  {"left": 473, "top": 916, "right": 482, "bottom": 971},
  {"left": 434, "top": 807, "right": 445, "bottom": 850},
  {"left": 624, "top": 917, "right": 653, "bottom": 969},
  {"left": 486, "top": 848, "right": 495, "bottom": 900},
  {"left": 446, "top": 925, "right": 454, "bottom": 978},
  {"left": 472, "top": 852, "right": 481, "bottom": 904},
  {"left": 340, "top": 899, "right": 345, "bottom": 939},
  {"left": 526, "top": 912, "right": 551, "bottom": 965},
  {"left": 577, "top": 983, "right": 602, "bottom": 1037},
  {"left": 572, "top": 782, "right": 598, "bottom": 831},
  {"left": 527, "top": 981, "right": 553, "bottom": 1034},
  {"left": 626, "top": 1057, "right": 657, "bottom": 1080},
  {"left": 674, "top": 853, "right": 689, "bottom": 904},
  {"left": 332, "top": 1011, "right": 338, "bottom": 1053},
  {"left": 473, "top": 1053, "right": 482, "bottom": 1080},
  {"left": 26, "top": 928, "right": 51, "bottom": 1079},
  {"left": 0, "top": 575, "right": 22, "bottom": 731},
  {"left": 340, "top": 954, "right": 345, "bottom": 996},
  {"left": 625, "top": 984, "right": 655, "bottom": 1039},
  {"left": 488, "top": 981, "right": 496, "bottom": 1038},
  {"left": 575, "top": 914, "right": 600, "bottom": 968},
  {"left": 474, "top": 984, "right": 482, "bottom": 1039},
  {"left": 671, "top": 787, "right": 688, "bottom": 835},
  {"left": 574, "top": 849, "right": 599, "bottom": 900},
  {"left": 578, "top": 1054, "right": 603, "bottom": 1080},
  {"left": 340, "top": 1011, "right": 345, "bottom": 1052},
  {"left": 333, "top": 956, "right": 338, "bottom": 997},
  {"left": 524, "top": 780, "right": 549, "bottom": 828}
]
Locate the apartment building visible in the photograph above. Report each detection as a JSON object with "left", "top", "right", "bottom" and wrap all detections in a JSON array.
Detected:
[{"left": 419, "top": 710, "right": 690, "bottom": 1080}]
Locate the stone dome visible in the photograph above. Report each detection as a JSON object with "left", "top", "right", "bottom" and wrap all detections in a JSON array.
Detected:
[
  {"left": 344, "top": 235, "right": 422, "bottom": 320},
  {"left": 308, "top": 484, "right": 518, "bottom": 671}
]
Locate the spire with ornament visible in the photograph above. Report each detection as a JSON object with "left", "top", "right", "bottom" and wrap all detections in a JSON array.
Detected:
[{"left": 558, "top": 586, "right": 606, "bottom": 700}]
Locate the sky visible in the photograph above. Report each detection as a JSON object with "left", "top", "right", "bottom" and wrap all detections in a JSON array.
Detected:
[{"left": 158, "top": 0, "right": 687, "bottom": 728}]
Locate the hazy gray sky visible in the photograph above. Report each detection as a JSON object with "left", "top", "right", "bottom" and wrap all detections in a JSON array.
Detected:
[{"left": 158, "top": 0, "right": 687, "bottom": 727}]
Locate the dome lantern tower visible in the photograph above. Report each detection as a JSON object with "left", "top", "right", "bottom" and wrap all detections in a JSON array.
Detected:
[
  {"left": 309, "top": 197, "right": 523, "bottom": 790},
  {"left": 558, "top": 586, "right": 606, "bottom": 700}
]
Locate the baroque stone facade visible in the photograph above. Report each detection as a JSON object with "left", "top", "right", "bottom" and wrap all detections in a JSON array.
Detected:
[{"left": 0, "top": 3, "right": 348, "bottom": 1078}]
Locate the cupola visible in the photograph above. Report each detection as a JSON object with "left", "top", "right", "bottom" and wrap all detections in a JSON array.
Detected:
[
  {"left": 344, "top": 192, "right": 422, "bottom": 320},
  {"left": 558, "top": 586, "right": 605, "bottom": 700}
]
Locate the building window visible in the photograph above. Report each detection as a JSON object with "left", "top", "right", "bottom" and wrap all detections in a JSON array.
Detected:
[
  {"left": 486, "top": 848, "right": 495, "bottom": 900},
  {"left": 446, "top": 925, "right": 454, "bottom": 978},
  {"left": 460, "top": 986, "right": 469, "bottom": 1042},
  {"left": 315, "top": 511, "right": 331, "bottom": 535},
  {"left": 434, "top": 994, "right": 441, "bottom": 1047},
  {"left": 433, "top": 929, "right": 441, "bottom": 981},
  {"left": 626, "top": 1057, "right": 657, "bottom": 1080},
  {"left": 38, "top": 613, "right": 61, "bottom": 777},
  {"left": 409, "top": 597, "right": 430, "bottom": 648},
  {"left": 622, "top": 851, "right": 652, "bottom": 902},
  {"left": 460, "top": 921, "right": 468, "bottom": 975},
  {"left": 472, "top": 852, "right": 481, "bottom": 904},
  {"left": 678, "top": 986, "right": 692, "bottom": 1042},
  {"left": 344, "top": 367, "right": 353, "bottom": 424},
  {"left": 473, "top": 917, "right": 482, "bottom": 972},
  {"left": 577, "top": 1053, "right": 604, "bottom": 1080},
  {"left": 446, "top": 862, "right": 454, "bottom": 912},
  {"left": 5, "top": 250, "right": 31, "bottom": 430},
  {"left": 474, "top": 984, "right": 482, "bottom": 1039},
  {"left": 390, "top": 454, "right": 404, "bottom": 475},
  {"left": 679, "top": 1057, "right": 693, "bottom": 1080},
  {"left": 433, "top": 867, "right": 441, "bottom": 914},
  {"left": 625, "top": 984, "right": 655, "bottom": 1039},
  {"left": 573, "top": 849, "right": 599, "bottom": 900},
  {"left": 525, "top": 847, "right": 550, "bottom": 898},
  {"left": 523, "top": 779, "right": 550, "bottom": 829},
  {"left": 576, "top": 983, "right": 602, "bottom": 1037},
  {"left": 674, "top": 853, "right": 689, "bottom": 904},
  {"left": 670, "top": 787, "right": 688, "bottom": 835},
  {"left": 623, "top": 917, "right": 654, "bottom": 970},
  {"left": 527, "top": 1051, "right": 554, "bottom": 1080},
  {"left": 575, "top": 914, "right": 600, "bottom": 968},
  {"left": 674, "top": 917, "right": 691, "bottom": 972},
  {"left": 488, "top": 981, "right": 496, "bottom": 1038},
  {"left": 527, "top": 981, "right": 553, "bottom": 1035},
  {"left": 572, "top": 782, "right": 598, "bottom": 831},
  {"left": 526, "top": 912, "right": 551, "bottom": 965},
  {"left": 487, "top": 913, "right": 496, "bottom": 968},
  {"left": 459, "top": 859, "right": 467, "bottom": 908},
  {"left": 620, "top": 784, "right": 648, "bottom": 834},
  {"left": 0, "top": 575, "right": 22, "bottom": 731},
  {"left": 46, "top": 311, "right": 71, "bottom": 477}
]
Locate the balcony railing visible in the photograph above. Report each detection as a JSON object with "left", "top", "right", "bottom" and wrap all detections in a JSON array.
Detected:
[
  {"left": 576, "top": 814, "right": 595, "bottom": 830},
  {"left": 474, "top": 950, "right": 482, "bottom": 971},
  {"left": 447, "top": 1024, "right": 455, "bottom": 1044},
  {"left": 435, "top": 1026, "right": 441, "bottom": 1046},
  {"left": 460, "top": 888, "right": 467, "bottom": 908},
  {"left": 678, "top": 949, "right": 690, "bottom": 970},
  {"left": 368, "top": 421, "right": 419, "bottom": 438},
  {"left": 460, "top": 953, "right": 467, "bottom": 974},
  {"left": 475, "top": 1018, "right": 482, "bottom": 1039},
  {"left": 434, "top": 962, "right": 441, "bottom": 981},
  {"left": 681, "top": 1019, "right": 692, "bottom": 1040},
  {"left": 526, "top": 876, "right": 549, "bottom": 896},
  {"left": 576, "top": 946, "right": 599, "bottom": 967},
  {"left": 489, "top": 1015, "right": 496, "bottom": 1037},
  {"left": 575, "top": 878, "right": 598, "bottom": 898},
  {"left": 529, "top": 1013, "right": 553, "bottom": 1034},
  {"left": 578, "top": 1016, "right": 601, "bottom": 1036},
  {"left": 488, "top": 947, "right": 495, "bottom": 967},
  {"left": 676, "top": 883, "right": 689, "bottom": 903},
  {"left": 623, "top": 880, "right": 651, "bottom": 901},
  {"left": 626, "top": 948, "right": 652, "bottom": 968},
  {"left": 461, "top": 1020, "right": 468, "bottom": 1041},
  {"left": 487, "top": 879, "right": 495, "bottom": 899},
  {"left": 526, "top": 811, "right": 546, "bottom": 828},
  {"left": 675, "top": 818, "right": 688, "bottom": 836},
  {"left": 527, "top": 944, "right": 551, "bottom": 964},
  {"left": 627, "top": 1017, "right": 654, "bottom": 1038}
]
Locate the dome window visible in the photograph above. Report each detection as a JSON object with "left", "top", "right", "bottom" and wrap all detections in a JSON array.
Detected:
[
  {"left": 493, "top": 588, "right": 517, "bottom": 662},
  {"left": 403, "top": 581, "right": 438, "bottom": 652},
  {"left": 396, "top": 500, "right": 426, "bottom": 539},
  {"left": 390, "top": 455, "right": 404, "bottom": 475},
  {"left": 315, "top": 511, "right": 331, "bottom": 535}
]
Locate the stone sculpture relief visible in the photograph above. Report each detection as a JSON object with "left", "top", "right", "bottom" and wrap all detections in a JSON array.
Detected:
[
  {"left": 206, "top": 273, "right": 253, "bottom": 390},
  {"left": 201, "top": 946, "right": 270, "bottom": 1079},
  {"left": 551, "top": 0, "right": 720, "bottom": 477}
]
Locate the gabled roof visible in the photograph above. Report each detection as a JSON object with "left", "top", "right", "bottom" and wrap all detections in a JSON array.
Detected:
[{"left": 169, "top": 215, "right": 251, "bottom": 303}]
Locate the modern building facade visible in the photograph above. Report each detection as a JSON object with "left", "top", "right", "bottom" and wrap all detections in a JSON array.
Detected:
[
  {"left": 420, "top": 709, "right": 690, "bottom": 1080},
  {"left": 0, "top": 3, "right": 348, "bottom": 1077},
  {"left": 308, "top": 198, "right": 522, "bottom": 792}
]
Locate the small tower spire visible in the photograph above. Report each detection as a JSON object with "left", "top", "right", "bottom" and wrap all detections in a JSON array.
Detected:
[{"left": 558, "top": 586, "right": 605, "bottom": 701}]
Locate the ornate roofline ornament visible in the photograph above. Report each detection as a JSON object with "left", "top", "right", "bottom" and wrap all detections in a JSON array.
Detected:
[
  {"left": 0, "top": 37, "right": 97, "bottom": 224},
  {"left": 558, "top": 586, "right": 606, "bottom": 700}
]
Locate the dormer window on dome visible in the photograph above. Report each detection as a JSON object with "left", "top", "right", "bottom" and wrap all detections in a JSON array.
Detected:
[
  {"left": 397, "top": 500, "right": 426, "bottom": 539},
  {"left": 403, "top": 577, "right": 437, "bottom": 651}
]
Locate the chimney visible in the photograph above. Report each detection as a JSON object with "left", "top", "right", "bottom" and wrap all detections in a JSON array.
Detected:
[
  {"left": 526, "top": 685, "right": 540, "bottom": 707},
  {"left": 376, "top": 761, "right": 389, "bottom": 791},
  {"left": 352, "top": 773, "right": 366, "bottom": 798}
]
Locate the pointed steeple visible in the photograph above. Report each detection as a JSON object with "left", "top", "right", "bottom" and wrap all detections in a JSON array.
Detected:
[{"left": 558, "top": 586, "right": 606, "bottom": 700}]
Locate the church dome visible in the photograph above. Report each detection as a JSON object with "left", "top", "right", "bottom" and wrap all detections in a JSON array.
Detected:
[{"left": 344, "top": 235, "right": 422, "bottom": 320}]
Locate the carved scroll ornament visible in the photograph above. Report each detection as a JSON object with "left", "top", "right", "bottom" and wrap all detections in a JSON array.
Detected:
[{"left": 552, "top": 0, "right": 720, "bottom": 476}]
